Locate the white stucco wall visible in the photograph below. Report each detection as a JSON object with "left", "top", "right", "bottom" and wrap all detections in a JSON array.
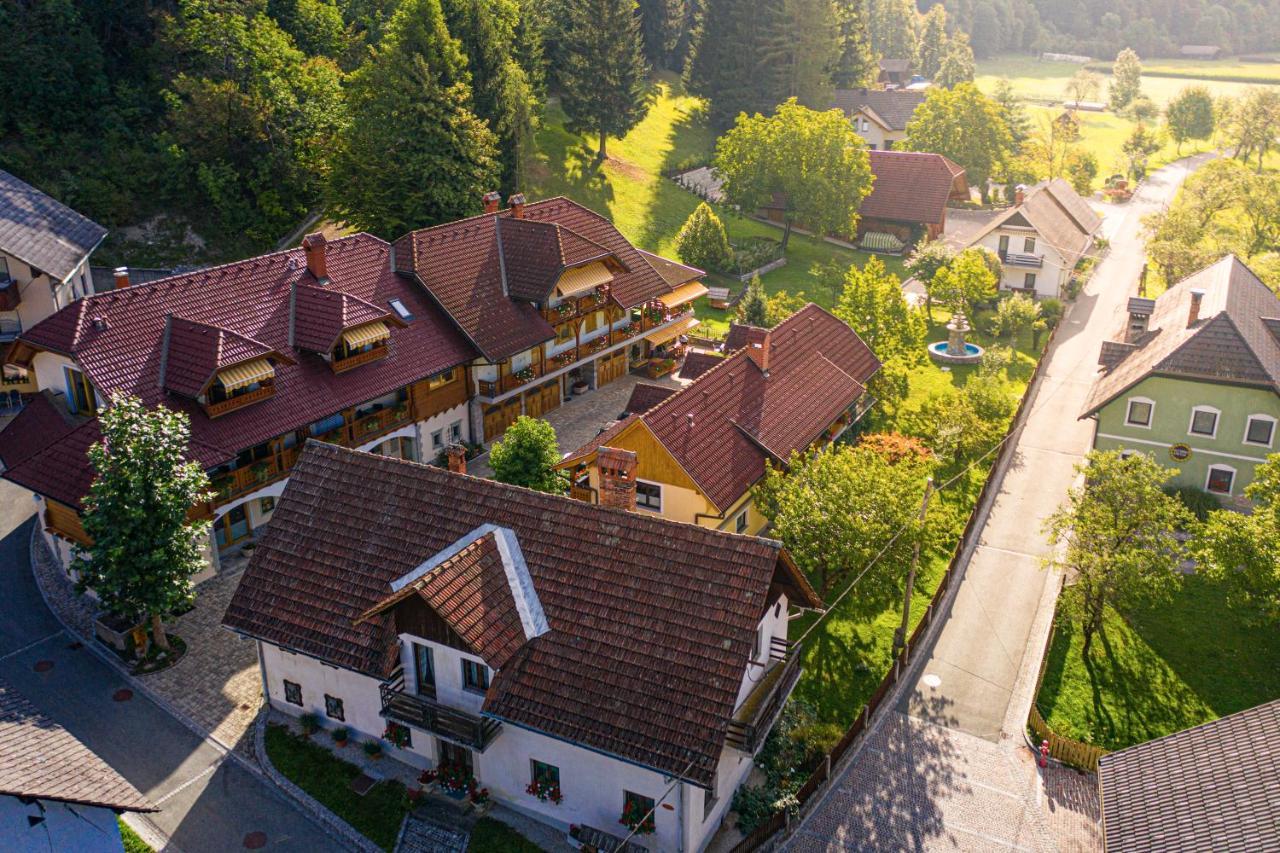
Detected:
[
  {"left": 261, "top": 641, "right": 388, "bottom": 740},
  {"left": 975, "top": 229, "right": 1072, "bottom": 299},
  {"left": 734, "top": 594, "right": 790, "bottom": 709}
]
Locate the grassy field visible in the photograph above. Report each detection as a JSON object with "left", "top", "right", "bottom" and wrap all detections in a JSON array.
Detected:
[
  {"left": 527, "top": 73, "right": 895, "bottom": 339},
  {"left": 1035, "top": 574, "right": 1280, "bottom": 751},
  {"left": 119, "top": 819, "right": 153, "bottom": 853}
]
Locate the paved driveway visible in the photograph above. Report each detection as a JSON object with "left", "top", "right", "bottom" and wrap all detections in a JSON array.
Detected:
[
  {"left": 785, "top": 153, "right": 1216, "bottom": 852},
  {"left": 0, "top": 479, "right": 339, "bottom": 852}
]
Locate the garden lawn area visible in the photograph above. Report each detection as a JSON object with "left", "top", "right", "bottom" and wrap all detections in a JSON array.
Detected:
[
  {"left": 528, "top": 73, "right": 900, "bottom": 340},
  {"left": 790, "top": 309, "right": 1041, "bottom": 725},
  {"left": 264, "top": 723, "right": 408, "bottom": 851},
  {"left": 1034, "top": 574, "right": 1280, "bottom": 752},
  {"left": 467, "top": 817, "right": 545, "bottom": 852},
  {"left": 119, "top": 819, "right": 153, "bottom": 853}
]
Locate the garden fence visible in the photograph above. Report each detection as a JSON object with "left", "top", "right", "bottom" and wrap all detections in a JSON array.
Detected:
[
  {"left": 728, "top": 319, "right": 1064, "bottom": 853},
  {"left": 1025, "top": 619, "right": 1111, "bottom": 772}
]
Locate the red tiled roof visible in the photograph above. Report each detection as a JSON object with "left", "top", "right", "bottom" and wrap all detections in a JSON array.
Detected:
[
  {"left": 679, "top": 351, "right": 723, "bottom": 381},
  {"left": 3, "top": 234, "right": 477, "bottom": 507},
  {"left": 396, "top": 197, "right": 679, "bottom": 361},
  {"left": 162, "top": 317, "right": 291, "bottom": 398},
  {"left": 223, "top": 442, "right": 815, "bottom": 786},
  {"left": 0, "top": 392, "right": 80, "bottom": 470},
  {"left": 624, "top": 382, "right": 677, "bottom": 415},
  {"left": 292, "top": 283, "right": 395, "bottom": 353},
  {"left": 575, "top": 304, "right": 880, "bottom": 511},
  {"left": 860, "top": 151, "right": 962, "bottom": 227}
]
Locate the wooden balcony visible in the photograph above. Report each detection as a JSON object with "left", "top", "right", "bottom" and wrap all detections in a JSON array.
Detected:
[
  {"left": 205, "top": 384, "right": 275, "bottom": 418},
  {"left": 379, "top": 683, "right": 502, "bottom": 752},
  {"left": 569, "top": 484, "right": 593, "bottom": 503},
  {"left": 540, "top": 289, "right": 610, "bottom": 325},
  {"left": 350, "top": 403, "right": 413, "bottom": 445},
  {"left": 211, "top": 446, "right": 301, "bottom": 503},
  {"left": 724, "top": 649, "right": 802, "bottom": 755},
  {"left": 331, "top": 342, "right": 388, "bottom": 374}
]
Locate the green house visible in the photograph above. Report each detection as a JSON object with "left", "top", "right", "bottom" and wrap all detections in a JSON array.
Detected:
[{"left": 1082, "top": 256, "right": 1280, "bottom": 503}]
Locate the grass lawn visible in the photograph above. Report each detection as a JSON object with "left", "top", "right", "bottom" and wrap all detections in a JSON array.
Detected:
[
  {"left": 119, "top": 818, "right": 153, "bottom": 853},
  {"left": 467, "top": 817, "right": 545, "bottom": 852},
  {"left": 264, "top": 724, "right": 408, "bottom": 851},
  {"left": 1035, "top": 574, "right": 1280, "bottom": 752},
  {"left": 790, "top": 311, "right": 1041, "bottom": 725},
  {"left": 528, "top": 73, "right": 900, "bottom": 340}
]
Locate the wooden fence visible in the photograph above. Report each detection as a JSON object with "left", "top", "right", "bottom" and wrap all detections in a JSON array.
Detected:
[
  {"left": 728, "top": 320, "right": 1064, "bottom": 853},
  {"left": 1025, "top": 621, "right": 1110, "bottom": 772}
]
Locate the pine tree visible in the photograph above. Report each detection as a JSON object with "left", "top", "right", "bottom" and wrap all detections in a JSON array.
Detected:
[
  {"left": 556, "top": 0, "right": 651, "bottom": 160},
  {"left": 832, "top": 0, "right": 874, "bottom": 88},
  {"left": 638, "top": 0, "right": 685, "bottom": 68},
  {"left": 991, "top": 78, "right": 1030, "bottom": 146},
  {"left": 916, "top": 4, "right": 948, "bottom": 80},
  {"left": 777, "top": 0, "right": 841, "bottom": 108},
  {"left": 327, "top": 0, "right": 499, "bottom": 235},
  {"left": 442, "top": 0, "right": 538, "bottom": 192},
  {"left": 676, "top": 203, "right": 734, "bottom": 272},
  {"left": 867, "top": 0, "right": 916, "bottom": 65},
  {"left": 687, "top": 0, "right": 789, "bottom": 129},
  {"left": 737, "top": 274, "right": 769, "bottom": 325}
]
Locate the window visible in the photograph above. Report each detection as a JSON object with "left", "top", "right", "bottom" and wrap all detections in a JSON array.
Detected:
[
  {"left": 449, "top": 421, "right": 463, "bottom": 443},
  {"left": 531, "top": 759, "right": 560, "bottom": 787},
  {"left": 388, "top": 298, "right": 414, "bottom": 322},
  {"left": 998, "top": 235, "right": 1009, "bottom": 256},
  {"left": 1023, "top": 272, "right": 1037, "bottom": 291},
  {"left": 1125, "top": 398, "right": 1154, "bottom": 428},
  {"left": 432, "top": 429, "right": 444, "bottom": 450},
  {"left": 754, "top": 624, "right": 765, "bottom": 659},
  {"left": 555, "top": 323, "right": 575, "bottom": 345},
  {"left": 259, "top": 496, "right": 276, "bottom": 516},
  {"left": 1206, "top": 466, "right": 1235, "bottom": 495},
  {"left": 1188, "top": 406, "right": 1219, "bottom": 438},
  {"left": 64, "top": 367, "right": 96, "bottom": 414},
  {"left": 462, "top": 659, "right": 490, "bottom": 693},
  {"left": 1023, "top": 236, "right": 1037, "bottom": 253},
  {"left": 428, "top": 369, "right": 455, "bottom": 390},
  {"left": 735, "top": 509, "right": 749, "bottom": 534},
  {"left": 635, "top": 481, "right": 662, "bottom": 512},
  {"left": 1245, "top": 415, "right": 1276, "bottom": 447},
  {"left": 310, "top": 412, "right": 346, "bottom": 437},
  {"left": 413, "top": 643, "right": 435, "bottom": 695},
  {"left": 0, "top": 257, "right": 9, "bottom": 280},
  {"left": 622, "top": 791, "right": 656, "bottom": 834},
  {"left": 283, "top": 680, "right": 302, "bottom": 706},
  {"left": 324, "top": 694, "right": 345, "bottom": 721}
]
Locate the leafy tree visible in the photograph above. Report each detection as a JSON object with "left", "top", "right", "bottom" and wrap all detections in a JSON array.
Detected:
[
  {"left": 1121, "top": 122, "right": 1162, "bottom": 179},
  {"left": 75, "top": 396, "right": 211, "bottom": 652},
  {"left": 736, "top": 275, "right": 768, "bottom": 325},
  {"left": 1022, "top": 112, "right": 1076, "bottom": 181},
  {"left": 904, "top": 371, "right": 1014, "bottom": 465},
  {"left": 991, "top": 78, "right": 1031, "bottom": 146},
  {"left": 935, "top": 33, "right": 975, "bottom": 89},
  {"left": 1063, "top": 68, "right": 1102, "bottom": 106},
  {"left": 327, "top": 0, "right": 499, "bottom": 236},
  {"left": 765, "top": 289, "right": 809, "bottom": 326},
  {"left": 904, "top": 240, "right": 956, "bottom": 318},
  {"left": 489, "top": 416, "right": 568, "bottom": 494},
  {"left": 1109, "top": 48, "right": 1142, "bottom": 111},
  {"left": 902, "top": 84, "right": 1012, "bottom": 203},
  {"left": 1128, "top": 94, "right": 1159, "bottom": 123},
  {"left": 930, "top": 247, "right": 997, "bottom": 315},
  {"left": 268, "top": 0, "right": 352, "bottom": 61},
  {"left": 1044, "top": 450, "right": 1192, "bottom": 656},
  {"left": 916, "top": 5, "right": 948, "bottom": 80},
  {"left": 676, "top": 203, "right": 733, "bottom": 272},
  {"left": 0, "top": 0, "right": 109, "bottom": 137},
  {"left": 832, "top": 0, "right": 875, "bottom": 88},
  {"left": 1166, "top": 86, "right": 1215, "bottom": 154},
  {"left": 1064, "top": 148, "right": 1099, "bottom": 194},
  {"left": 714, "top": 99, "right": 872, "bottom": 250},
  {"left": 990, "top": 293, "right": 1040, "bottom": 342},
  {"left": 834, "top": 256, "right": 926, "bottom": 364},
  {"left": 1195, "top": 455, "right": 1280, "bottom": 623},
  {"left": 754, "top": 445, "right": 934, "bottom": 595},
  {"left": 1228, "top": 86, "right": 1280, "bottom": 172}
]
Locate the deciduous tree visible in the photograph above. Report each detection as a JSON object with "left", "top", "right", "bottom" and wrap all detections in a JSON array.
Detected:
[
  {"left": 904, "top": 240, "right": 956, "bottom": 318},
  {"left": 76, "top": 396, "right": 212, "bottom": 653},
  {"left": 1109, "top": 48, "right": 1142, "bottom": 111},
  {"left": 489, "top": 416, "right": 568, "bottom": 494},
  {"left": 1064, "top": 68, "right": 1102, "bottom": 106},
  {"left": 1165, "top": 86, "right": 1215, "bottom": 154},
  {"left": 930, "top": 247, "right": 997, "bottom": 315},
  {"left": 902, "top": 84, "right": 1011, "bottom": 202},
  {"left": 834, "top": 256, "right": 927, "bottom": 364},
  {"left": 1044, "top": 450, "right": 1192, "bottom": 655},
  {"left": 1228, "top": 86, "right": 1280, "bottom": 172},
  {"left": 935, "top": 33, "right": 975, "bottom": 89},
  {"left": 1195, "top": 454, "right": 1280, "bottom": 623},
  {"left": 990, "top": 293, "right": 1040, "bottom": 342}
]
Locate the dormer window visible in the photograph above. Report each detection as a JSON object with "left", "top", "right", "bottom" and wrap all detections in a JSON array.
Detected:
[
  {"left": 206, "top": 358, "right": 276, "bottom": 417},
  {"left": 64, "top": 367, "right": 96, "bottom": 414},
  {"left": 332, "top": 321, "right": 391, "bottom": 373}
]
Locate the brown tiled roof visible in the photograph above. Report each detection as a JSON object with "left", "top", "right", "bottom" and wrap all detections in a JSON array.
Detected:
[
  {"left": 1098, "top": 699, "right": 1280, "bottom": 853},
  {"left": 679, "top": 351, "right": 723, "bottom": 381},
  {"left": 832, "top": 88, "right": 926, "bottom": 131},
  {"left": 0, "top": 679, "right": 154, "bottom": 812},
  {"left": 860, "top": 151, "right": 962, "bottom": 227},
  {"left": 637, "top": 249, "right": 704, "bottom": 289},
  {"left": 162, "top": 317, "right": 292, "bottom": 398},
  {"left": 2, "top": 234, "right": 476, "bottom": 508},
  {"left": 0, "top": 392, "right": 81, "bottom": 470},
  {"left": 624, "top": 382, "right": 677, "bottom": 414},
  {"left": 292, "top": 283, "right": 397, "bottom": 353},
  {"left": 396, "top": 198, "right": 680, "bottom": 361},
  {"left": 724, "top": 323, "right": 769, "bottom": 353},
  {"left": 223, "top": 442, "right": 818, "bottom": 786},
  {"left": 1084, "top": 256, "right": 1280, "bottom": 415},
  {"left": 969, "top": 178, "right": 1100, "bottom": 268},
  {"left": 571, "top": 304, "right": 880, "bottom": 511}
]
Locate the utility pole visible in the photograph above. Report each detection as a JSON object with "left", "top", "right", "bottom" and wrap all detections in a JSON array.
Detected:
[{"left": 892, "top": 477, "right": 933, "bottom": 658}]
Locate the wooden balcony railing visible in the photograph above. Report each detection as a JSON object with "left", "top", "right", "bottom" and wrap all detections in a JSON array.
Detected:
[
  {"left": 211, "top": 446, "right": 301, "bottom": 503},
  {"left": 331, "top": 342, "right": 389, "bottom": 374},
  {"left": 379, "top": 683, "right": 502, "bottom": 752},
  {"left": 569, "top": 484, "right": 593, "bottom": 503},
  {"left": 540, "top": 288, "right": 610, "bottom": 325},
  {"left": 350, "top": 403, "right": 413, "bottom": 445},
  {"left": 205, "top": 384, "right": 275, "bottom": 418},
  {"left": 724, "top": 651, "right": 803, "bottom": 755}
]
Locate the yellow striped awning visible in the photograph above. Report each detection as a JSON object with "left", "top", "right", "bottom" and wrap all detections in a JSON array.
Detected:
[
  {"left": 645, "top": 315, "right": 700, "bottom": 346},
  {"left": 341, "top": 320, "right": 391, "bottom": 350},
  {"left": 555, "top": 261, "right": 613, "bottom": 298},
  {"left": 216, "top": 358, "right": 274, "bottom": 392},
  {"left": 658, "top": 281, "right": 709, "bottom": 309}
]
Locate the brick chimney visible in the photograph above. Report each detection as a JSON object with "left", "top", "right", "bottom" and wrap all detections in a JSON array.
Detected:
[
  {"left": 445, "top": 443, "right": 467, "bottom": 475},
  {"left": 483, "top": 191, "right": 502, "bottom": 214},
  {"left": 508, "top": 193, "right": 527, "bottom": 219},
  {"left": 1014, "top": 185, "right": 1026, "bottom": 205},
  {"left": 1188, "top": 288, "right": 1205, "bottom": 326},
  {"left": 746, "top": 332, "right": 771, "bottom": 376},
  {"left": 301, "top": 232, "right": 328, "bottom": 283},
  {"left": 113, "top": 267, "right": 130, "bottom": 289},
  {"left": 597, "top": 446, "right": 637, "bottom": 511}
]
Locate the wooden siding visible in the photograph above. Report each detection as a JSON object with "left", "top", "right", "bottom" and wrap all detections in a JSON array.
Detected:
[
  {"left": 410, "top": 369, "right": 469, "bottom": 422},
  {"left": 393, "top": 595, "right": 475, "bottom": 655},
  {"left": 607, "top": 420, "right": 704, "bottom": 496},
  {"left": 44, "top": 499, "right": 90, "bottom": 547}
]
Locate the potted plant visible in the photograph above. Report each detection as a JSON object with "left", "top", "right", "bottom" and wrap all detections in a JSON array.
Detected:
[
  {"left": 418, "top": 769, "right": 438, "bottom": 792},
  {"left": 299, "top": 712, "right": 320, "bottom": 737},
  {"left": 363, "top": 740, "right": 383, "bottom": 760},
  {"left": 620, "top": 799, "right": 656, "bottom": 835},
  {"left": 383, "top": 722, "right": 410, "bottom": 749},
  {"left": 469, "top": 784, "right": 491, "bottom": 815},
  {"left": 331, "top": 726, "right": 349, "bottom": 747},
  {"left": 251, "top": 461, "right": 271, "bottom": 482},
  {"left": 526, "top": 779, "right": 563, "bottom": 805},
  {"left": 437, "top": 763, "right": 473, "bottom": 798},
  {"left": 571, "top": 379, "right": 589, "bottom": 395},
  {"left": 404, "top": 787, "right": 423, "bottom": 809}
]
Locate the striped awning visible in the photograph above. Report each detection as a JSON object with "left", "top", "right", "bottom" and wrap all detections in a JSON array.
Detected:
[
  {"left": 645, "top": 315, "right": 699, "bottom": 346},
  {"left": 216, "top": 358, "right": 274, "bottom": 392},
  {"left": 658, "top": 281, "right": 709, "bottom": 309},
  {"left": 341, "top": 320, "right": 391, "bottom": 350},
  {"left": 555, "top": 261, "right": 613, "bottom": 297}
]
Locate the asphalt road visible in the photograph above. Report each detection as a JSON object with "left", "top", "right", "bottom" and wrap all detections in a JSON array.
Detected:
[{"left": 0, "top": 478, "right": 342, "bottom": 852}]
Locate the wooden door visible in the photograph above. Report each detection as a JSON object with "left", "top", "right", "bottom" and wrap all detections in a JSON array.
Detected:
[
  {"left": 482, "top": 399, "right": 521, "bottom": 442},
  {"left": 524, "top": 387, "right": 544, "bottom": 419},
  {"left": 597, "top": 350, "right": 626, "bottom": 387},
  {"left": 539, "top": 380, "right": 561, "bottom": 414}
]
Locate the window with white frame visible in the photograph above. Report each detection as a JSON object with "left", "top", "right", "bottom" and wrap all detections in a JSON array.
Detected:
[
  {"left": 1125, "top": 397, "right": 1154, "bottom": 428},
  {"left": 449, "top": 420, "right": 463, "bottom": 443},
  {"left": 1188, "top": 406, "right": 1219, "bottom": 438},
  {"left": 431, "top": 428, "right": 444, "bottom": 450},
  {"left": 1205, "top": 465, "right": 1235, "bottom": 495},
  {"left": 635, "top": 481, "right": 661, "bottom": 512},
  {"left": 1244, "top": 415, "right": 1276, "bottom": 447},
  {"left": 1024, "top": 236, "right": 1037, "bottom": 253}
]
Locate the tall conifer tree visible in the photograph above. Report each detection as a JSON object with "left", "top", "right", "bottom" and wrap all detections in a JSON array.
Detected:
[{"left": 832, "top": 0, "right": 875, "bottom": 88}]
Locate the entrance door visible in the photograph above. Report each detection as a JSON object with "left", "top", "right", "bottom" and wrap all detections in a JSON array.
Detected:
[
  {"left": 482, "top": 399, "right": 520, "bottom": 442},
  {"left": 539, "top": 380, "right": 561, "bottom": 414},
  {"left": 438, "top": 739, "right": 473, "bottom": 775},
  {"left": 597, "top": 351, "right": 626, "bottom": 387},
  {"left": 413, "top": 643, "right": 435, "bottom": 698},
  {"left": 524, "top": 387, "right": 545, "bottom": 419},
  {"left": 215, "top": 504, "right": 251, "bottom": 551}
]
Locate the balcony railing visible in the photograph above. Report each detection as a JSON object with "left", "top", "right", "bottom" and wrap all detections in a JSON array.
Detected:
[
  {"left": 350, "top": 402, "right": 413, "bottom": 445},
  {"left": 211, "top": 446, "right": 301, "bottom": 502},
  {"left": 331, "top": 342, "right": 389, "bottom": 374},
  {"left": 540, "top": 289, "right": 610, "bottom": 325},
  {"left": 1000, "top": 251, "right": 1043, "bottom": 268},
  {"left": 379, "top": 683, "right": 502, "bottom": 752},
  {"left": 0, "top": 315, "right": 21, "bottom": 341},
  {"left": 724, "top": 650, "right": 803, "bottom": 755},
  {"left": 205, "top": 384, "right": 275, "bottom": 418}
]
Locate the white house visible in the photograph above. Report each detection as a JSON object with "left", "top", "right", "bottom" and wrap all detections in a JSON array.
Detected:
[
  {"left": 0, "top": 679, "right": 155, "bottom": 852},
  {"left": 967, "top": 178, "right": 1101, "bottom": 299},
  {"left": 831, "top": 88, "right": 926, "bottom": 151},
  {"left": 223, "top": 442, "right": 822, "bottom": 852}
]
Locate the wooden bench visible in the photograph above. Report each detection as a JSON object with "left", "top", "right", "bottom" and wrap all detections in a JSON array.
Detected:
[{"left": 706, "top": 286, "right": 732, "bottom": 310}]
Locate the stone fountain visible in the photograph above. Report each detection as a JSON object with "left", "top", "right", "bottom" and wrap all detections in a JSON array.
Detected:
[{"left": 927, "top": 309, "right": 985, "bottom": 365}]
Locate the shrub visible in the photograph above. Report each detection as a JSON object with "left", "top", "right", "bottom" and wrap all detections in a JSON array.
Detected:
[
  {"left": 675, "top": 202, "right": 733, "bottom": 273},
  {"left": 731, "top": 784, "right": 779, "bottom": 835},
  {"left": 1040, "top": 298, "right": 1065, "bottom": 327},
  {"left": 857, "top": 432, "right": 933, "bottom": 464},
  {"left": 730, "top": 237, "right": 783, "bottom": 274},
  {"left": 1164, "top": 484, "right": 1218, "bottom": 524},
  {"left": 489, "top": 416, "right": 568, "bottom": 495},
  {"left": 330, "top": 726, "right": 348, "bottom": 744},
  {"left": 363, "top": 740, "right": 382, "bottom": 758},
  {"left": 299, "top": 712, "right": 320, "bottom": 735}
]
